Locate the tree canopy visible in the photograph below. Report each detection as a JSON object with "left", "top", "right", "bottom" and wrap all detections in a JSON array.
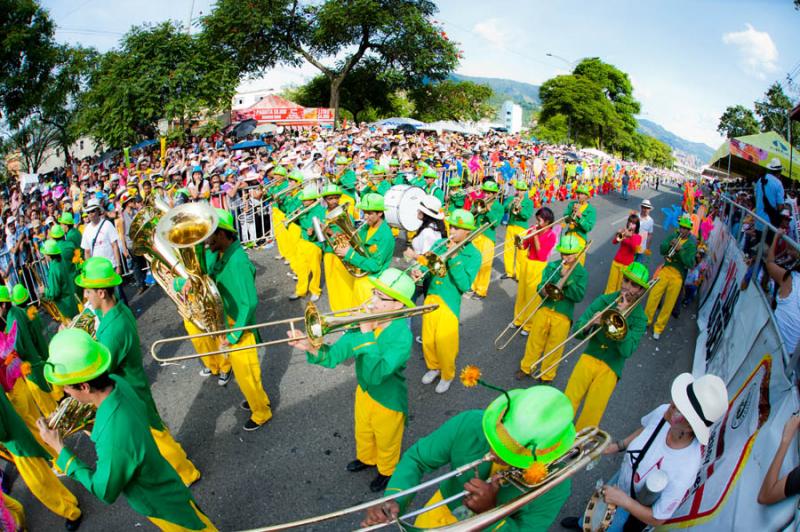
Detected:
[
  {"left": 410, "top": 80, "right": 493, "bottom": 122},
  {"left": 719, "top": 82, "right": 799, "bottom": 150}
]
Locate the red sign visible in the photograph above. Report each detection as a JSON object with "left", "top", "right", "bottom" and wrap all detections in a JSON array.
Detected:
[{"left": 233, "top": 107, "right": 334, "bottom": 125}]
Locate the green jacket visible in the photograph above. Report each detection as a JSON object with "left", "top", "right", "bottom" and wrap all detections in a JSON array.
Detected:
[
  {"left": 66, "top": 227, "right": 83, "bottom": 253},
  {"left": 424, "top": 238, "right": 481, "bottom": 316},
  {"left": 95, "top": 303, "right": 163, "bottom": 431},
  {"left": 57, "top": 376, "right": 205, "bottom": 529},
  {"left": 375, "top": 180, "right": 392, "bottom": 196},
  {"left": 339, "top": 169, "right": 357, "bottom": 196},
  {"left": 280, "top": 195, "right": 303, "bottom": 221},
  {"left": 58, "top": 237, "right": 78, "bottom": 277},
  {"left": 44, "top": 259, "right": 79, "bottom": 319},
  {"left": 424, "top": 183, "right": 445, "bottom": 203},
  {"left": 447, "top": 191, "right": 466, "bottom": 213},
  {"left": 386, "top": 410, "right": 570, "bottom": 531},
  {"left": 538, "top": 260, "right": 587, "bottom": 322},
  {"left": 503, "top": 195, "right": 533, "bottom": 229},
  {"left": 660, "top": 231, "right": 697, "bottom": 279},
  {"left": 0, "top": 390, "right": 51, "bottom": 459},
  {"left": 409, "top": 176, "right": 426, "bottom": 189},
  {"left": 5, "top": 305, "right": 49, "bottom": 391},
  {"left": 343, "top": 220, "right": 395, "bottom": 275},
  {"left": 268, "top": 180, "right": 288, "bottom": 210},
  {"left": 298, "top": 203, "right": 326, "bottom": 248},
  {"left": 307, "top": 319, "right": 412, "bottom": 414},
  {"left": 24, "top": 304, "right": 50, "bottom": 359},
  {"left": 563, "top": 201, "right": 597, "bottom": 242},
  {"left": 474, "top": 200, "right": 504, "bottom": 243},
  {"left": 392, "top": 172, "right": 412, "bottom": 186},
  {"left": 573, "top": 292, "right": 647, "bottom": 379},
  {"left": 203, "top": 239, "right": 258, "bottom": 345}
]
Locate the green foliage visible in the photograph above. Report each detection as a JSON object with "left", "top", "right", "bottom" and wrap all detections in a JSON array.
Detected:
[
  {"left": 533, "top": 114, "right": 568, "bottom": 144},
  {"left": 77, "top": 21, "right": 239, "bottom": 148},
  {"left": 717, "top": 105, "right": 760, "bottom": 138},
  {"left": 629, "top": 133, "right": 673, "bottom": 168},
  {"left": 9, "top": 117, "right": 60, "bottom": 172},
  {"left": 754, "top": 82, "right": 800, "bottom": 147},
  {"left": 410, "top": 80, "right": 493, "bottom": 122}
]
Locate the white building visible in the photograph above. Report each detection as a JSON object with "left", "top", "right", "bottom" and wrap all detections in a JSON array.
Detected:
[{"left": 501, "top": 100, "right": 522, "bottom": 134}]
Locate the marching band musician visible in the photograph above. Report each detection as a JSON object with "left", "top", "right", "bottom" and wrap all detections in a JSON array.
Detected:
[
  {"left": 517, "top": 234, "right": 588, "bottom": 383},
  {"left": 422, "top": 167, "right": 445, "bottom": 203},
  {"left": 59, "top": 211, "right": 83, "bottom": 255},
  {"left": 77, "top": 257, "right": 202, "bottom": 484},
  {"left": 39, "top": 239, "right": 79, "bottom": 320},
  {"left": 501, "top": 181, "right": 533, "bottom": 280},
  {"left": 287, "top": 269, "right": 415, "bottom": 493},
  {"left": 290, "top": 185, "right": 326, "bottom": 302},
  {"left": 335, "top": 193, "right": 396, "bottom": 306},
  {"left": 49, "top": 224, "right": 79, "bottom": 283},
  {"left": 334, "top": 155, "right": 359, "bottom": 215},
  {"left": 281, "top": 170, "right": 306, "bottom": 282},
  {"left": 361, "top": 385, "right": 574, "bottom": 530},
  {"left": 320, "top": 184, "right": 355, "bottom": 312},
  {"left": 644, "top": 214, "right": 697, "bottom": 340},
  {"left": 266, "top": 166, "right": 292, "bottom": 265},
  {"left": 180, "top": 210, "right": 273, "bottom": 432},
  {"left": 38, "top": 329, "right": 217, "bottom": 531},
  {"left": 411, "top": 209, "right": 480, "bottom": 394},
  {"left": 604, "top": 213, "right": 642, "bottom": 294},
  {"left": 368, "top": 165, "right": 392, "bottom": 196},
  {"left": 564, "top": 262, "right": 649, "bottom": 431},
  {"left": 445, "top": 177, "right": 466, "bottom": 215},
  {"left": 562, "top": 184, "right": 596, "bottom": 266},
  {"left": 467, "top": 181, "right": 503, "bottom": 301}
]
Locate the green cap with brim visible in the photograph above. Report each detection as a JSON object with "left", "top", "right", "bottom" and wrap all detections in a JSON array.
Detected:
[
  {"left": 58, "top": 212, "right": 75, "bottom": 225},
  {"left": 272, "top": 166, "right": 288, "bottom": 177},
  {"left": 556, "top": 234, "right": 585, "bottom": 255},
  {"left": 576, "top": 185, "right": 590, "bottom": 195},
  {"left": 448, "top": 177, "right": 463, "bottom": 187},
  {"left": 11, "top": 284, "right": 29, "bottom": 305},
  {"left": 371, "top": 165, "right": 387, "bottom": 176},
  {"left": 367, "top": 268, "right": 416, "bottom": 308},
  {"left": 423, "top": 167, "right": 438, "bottom": 179},
  {"left": 0, "top": 286, "right": 10, "bottom": 303},
  {"left": 514, "top": 181, "right": 529, "bottom": 191},
  {"left": 622, "top": 262, "right": 650, "bottom": 289},
  {"left": 75, "top": 256, "right": 122, "bottom": 288},
  {"left": 299, "top": 185, "right": 320, "bottom": 202},
  {"left": 388, "top": 158, "right": 400, "bottom": 167},
  {"left": 482, "top": 386, "right": 576, "bottom": 469},
  {"left": 45, "top": 328, "right": 111, "bottom": 386},
  {"left": 357, "top": 193, "right": 385, "bottom": 212},
  {"left": 482, "top": 181, "right": 499, "bottom": 193},
  {"left": 49, "top": 225, "right": 65, "bottom": 239},
  {"left": 288, "top": 170, "right": 304, "bottom": 182},
  {"left": 321, "top": 184, "right": 343, "bottom": 197},
  {"left": 335, "top": 156, "right": 349, "bottom": 165},
  {"left": 41, "top": 239, "right": 62, "bottom": 256},
  {"left": 215, "top": 208, "right": 236, "bottom": 233},
  {"left": 447, "top": 209, "right": 476, "bottom": 231},
  {"left": 679, "top": 214, "right": 693, "bottom": 229}
]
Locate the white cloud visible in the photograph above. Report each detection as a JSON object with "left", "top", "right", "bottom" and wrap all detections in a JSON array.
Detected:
[
  {"left": 722, "top": 23, "right": 779, "bottom": 79},
  {"left": 472, "top": 18, "right": 510, "bottom": 50}
]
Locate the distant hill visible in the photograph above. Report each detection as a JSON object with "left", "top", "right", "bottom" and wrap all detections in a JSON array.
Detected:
[{"left": 636, "top": 118, "right": 715, "bottom": 165}]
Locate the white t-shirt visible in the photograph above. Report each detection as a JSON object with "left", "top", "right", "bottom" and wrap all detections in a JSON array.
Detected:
[
  {"left": 411, "top": 226, "right": 443, "bottom": 255},
  {"left": 775, "top": 271, "right": 800, "bottom": 355},
  {"left": 616, "top": 404, "right": 702, "bottom": 520},
  {"left": 638, "top": 214, "right": 655, "bottom": 253},
  {"left": 81, "top": 218, "right": 120, "bottom": 267}
]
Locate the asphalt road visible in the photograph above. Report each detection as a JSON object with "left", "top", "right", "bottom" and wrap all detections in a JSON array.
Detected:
[{"left": 20, "top": 183, "right": 697, "bottom": 531}]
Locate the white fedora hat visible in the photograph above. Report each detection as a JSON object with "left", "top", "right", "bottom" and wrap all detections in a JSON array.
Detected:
[
  {"left": 418, "top": 195, "right": 444, "bottom": 220},
  {"left": 671, "top": 372, "right": 728, "bottom": 445},
  {"left": 767, "top": 158, "right": 783, "bottom": 172},
  {"left": 640, "top": 199, "right": 653, "bottom": 209}
]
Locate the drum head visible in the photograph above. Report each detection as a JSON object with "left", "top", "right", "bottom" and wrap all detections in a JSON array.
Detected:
[{"left": 384, "top": 185, "right": 424, "bottom": 231}]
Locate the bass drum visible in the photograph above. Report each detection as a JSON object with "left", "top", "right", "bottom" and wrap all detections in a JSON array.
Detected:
[{"left": 384, "top": 185, "right": 425, "bottom": 231}]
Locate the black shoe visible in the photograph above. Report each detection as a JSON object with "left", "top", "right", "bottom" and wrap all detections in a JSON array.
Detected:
[
  {"left": 500, "top": 273, "right": 511, "bottom": 280},
  {"left": 560, "top": 516, "right": 581, "bottom": 530},
  {"left": 240, "top": 400, "right": 251, "bottom": 411},
  {"left": 514, "top": 370, "right": 529, "bottom": 381},
  {"left": 243, "top": 418, "right": 264, "bottom": 432},
  {"left": 346, "top": 459, "right": 372, "bottom": 472},
  {"left": 65, "top": 513, "right": 83, "bottom": 531},
  {"left": 370, "top": 473, "right": 391, "bottom": 492}
]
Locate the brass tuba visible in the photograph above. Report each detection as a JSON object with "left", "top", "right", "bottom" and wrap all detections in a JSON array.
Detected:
[
  {"left": 321, "top": 206, "right": 368, "bottom": 278},
  {"left": 67, "top": 307, "right": 98, "bottom": 337},
  {"left": 47, "top": 396, "right": 96, "bottom": 438}
]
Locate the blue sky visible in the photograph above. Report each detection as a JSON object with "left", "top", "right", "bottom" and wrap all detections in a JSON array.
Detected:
[{"left": 42, "top": 0, "right": 800, "bottom": 148}]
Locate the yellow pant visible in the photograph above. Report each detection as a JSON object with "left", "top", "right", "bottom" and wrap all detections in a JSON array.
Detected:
[
  {"left": 354, "top": 386, "right": 405, "bottom": 476},
  {"left": 604, "top": 260, "right": 626, "bottom": 295},
  {"left": 285, "top": 223, "right": 302, "bottom": 274},
  {"left": 229, "top": 327, "right": 272, "bottom": 425},
  {"left": 414, "top": 490, "right": 458, "bottom": 528},
  {"left": 520, "top": 307, "right": 570, "bottom": 381},
  {"left": 564, "top": 355, "right": 618, "bottom": 431},
  {"left": 13, "top": 454, "right": 80, "bottom": 520},
  {"left": 352, "top": 276, "right": 374, "bottom": 308},
  {"left": 471, "top": 234, "right": 495, "bottom": 297},
  {"left": 271, "top": 207, "right": 291, "bottom": 260},
  {"left": 151, "top": 427, "right": 201, "bottom": 486},
  {"left": 148, "top": 500, "right": 217, "bottom": 531},
  {"left": 513, "top": 259, "right": 546, "bottom": 332},
  {"left": 644, "top": 265, "right": 682, "bottom": 335},
  {"left": 503, "top": 225, "right": 526, "bottom": 278},
  {"left": 422, "top": 295, "right": 460, "bottom": 381},
  {"left": 50, "top": 384, "right": 64, "bottom": 403},
  {"left": 2, "top": 493, "right": 25, "bottom": 531},
  {"left": 6, "top": 380, "right": 56, "bottom": 457},
  {"left": 26, "top": 379, "right": 57, "bottom": 418},
  {"left": 294, "top": 239, "right": 322, "bottom": 297},
  {"left": 183, "top": 320, "right": 231, "bottom": 375},
  {"left": 323, "top": 252, "right": 354, "bottom": 312}
]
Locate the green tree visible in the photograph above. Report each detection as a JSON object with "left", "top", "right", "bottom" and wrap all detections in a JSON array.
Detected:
[
  {"left": 754, "top": 82, "right": 800, "bottom": 147},
  {"left": 78, "top": 21, "right": 239, "bottom": 147},
  {"left": 410, "top": 80, "right": 493, "bottom": 122},
  {"left": 630, "top": 133, "right": 673, "bottom": 167},
  {"left": 8, "top": 117, "right": 60, "bottom": 172},
  {"left": 202, "top": 0, "right": 459, "bottom": 124},
  {"left": 717, "top": 105, "right": 760, "bottom": 138}
]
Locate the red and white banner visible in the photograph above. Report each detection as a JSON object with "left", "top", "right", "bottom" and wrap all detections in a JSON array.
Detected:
[{"left": 232, "top": 106, "right": 334, "bottom": 125}]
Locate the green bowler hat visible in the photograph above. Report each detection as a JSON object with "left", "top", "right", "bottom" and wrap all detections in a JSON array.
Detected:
[
  {"left": 75, "top": 256, "right": 122, "bottom": 288},
  {"left": 371, "top": 165, "right": 387, "bottom": 176},
  {"left": 215, "top": 208, "right": 236, "bottom": 233},
  {"left": 557, "top": 234, "right": 585, "bottom": 254},
  {"left": 368, "top": 268, "right": 416, "bottom": 308},
  {"left": 335, "top": 156, "right": 349, "bottom": 165},
  {"left": 576, "top": 184, "right": 590, "bottom": 195},
  {"left": 41, "top": 239, "right": 62, "bottom": 256},
  {"left": 482, "top": 180, "right": 499, "bottom": 193},
  {"left": 321, "top": 184, "right": 343, "bottom": 197},
  {"left": 49, "top": 225, "right": 65, "bottom": 239},
  {"left": 482, "top": 385, "right": 576, "bottom": 469},
  {"left": 388, "top": 158, "right": 400, "bottom": 167},
  {"left": 0, "top": 286, "right": 10, "bottom": 303},
  {"left": 288, "top": 169, "right": 304, "bottom": 182},
  {"left": 423, "top": 167, "right": 438, "bottom": 179},
  {"left": 514, "top": 180, "right": 529, "bottom": 191},
  {"left": 272, "top": 165, "right": 288, "bottom": 177},
  {"left": 11, "top": 284, "right": 29, "bottom": 305},
  {"left": 678, "top": 214, "right": 693, "bottom": 229},
  {"left": 357, "top": 193, "right": 385, "bottom": 212},
  {"left": 45, "top": 328, "right": 111, "bottom": 386},
  {"left": 447, "top": 208, "right": 476, "bottom": 231},
  {"left": 622, "top": 262, "right": 650, "bottom": 289},
  {"left": 299, "top": 185, "right": 320, "bottom": 202},
  {"left": 448, "top": 177, "right": 463, "bottom": 187},
  {"left": 58, "top": 212, "right": 75, "bottom": 225}
]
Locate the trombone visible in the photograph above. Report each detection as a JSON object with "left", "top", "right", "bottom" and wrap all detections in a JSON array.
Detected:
[
  {"left": 539, "top": 241, "right": 592, "bottom": 302},
  {"left": 665, "top": 236, "right": 686, "bottom": 261},
  {"left": 150, "top": 301, "right": 438, "bottom": 363},
  {"left": 412, "top": 223, "right": 491, "bottom": 278},
  {"left": 529, "top": 279, "right": 659, "bottom": 379},
  {"left": 514, "top": 216, "right": 568, "bottom": 250},
  {"left": 282, "top": 198, "right": 321, "bottom": 228}
]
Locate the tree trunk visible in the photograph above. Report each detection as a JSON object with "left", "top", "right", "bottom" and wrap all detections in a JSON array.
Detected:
[{"left": 329, "top": 76, "right": 343, "bottom": 129}]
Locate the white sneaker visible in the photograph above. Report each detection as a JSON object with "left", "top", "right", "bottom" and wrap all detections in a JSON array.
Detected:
[
  {"left": 415, "top": 335, "right": 422, "bottom": 344},
  {"left": 653, "top": 332, "right": 660, "bottom": 340},
  {"left": 421, "top": 370, "right": 440, "bottom": 385},
  {"left": 520, "top": 329, "right": 529, "bottom": 337},
  {"left": 435, "top": 379, "right": 453, "bottom": 394},
  {"left": 198, "top": 367, "right": 212, "bottom": 378},
  {"left": 309, "top": 294, "right": 320, "bottom": 302}
]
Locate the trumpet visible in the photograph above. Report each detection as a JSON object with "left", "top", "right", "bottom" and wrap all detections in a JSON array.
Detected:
[
  {"left": 47, "top": 396, "right": 96, "bottom": 438},
  {"left": 415, "top": 223, "right": 491, "bottom": 278},
  {"left": 150, "top": 301, "right": 438, "bottom": 363},
  {"left": 514, "top": 216, "right": 568, "bottom": 250},
  {"left": 282, "top": 198, "right": 322, "bottom": 228},
  {"left": 320, "top": 206, "right": 369, "bottom": 277},
  {"left": 540, "top": 241, "right": 592, "bottom": 302}
]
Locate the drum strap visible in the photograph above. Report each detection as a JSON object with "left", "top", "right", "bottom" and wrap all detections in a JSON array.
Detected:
[{"left": 626, "top": 418, "right": 667, "bottom": 501}]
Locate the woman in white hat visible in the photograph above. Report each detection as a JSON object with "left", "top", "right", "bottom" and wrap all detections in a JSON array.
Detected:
[
  {"left": 562, "top": 372, "right": 728, "bottom": 531},
  {"left": 403, "top": 195, "right": 446, "bottom": 259}
]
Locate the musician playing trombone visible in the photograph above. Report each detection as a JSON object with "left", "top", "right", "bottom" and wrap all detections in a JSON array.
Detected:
[
  {"left": 320, "top": 184, "right": 355, "bottom": 312},
  {"left": 467, "top": 181, "right": 503, "bottom": 301},
  {"left": 501, "top": 181, "right": 533, "bottom": 280},
  {"left": 289, "top": 186, "right": 325, "bottom": 302},
  {"left": 38, "top": 239, "right": 79, "bottom": 319},
  {"left": 517, "top": 234, "right": 588, "bottom": 383},
  {"left": 562, "top": 184, "right": 596, "bottom": 266},
  {"left": 287, "top": 269, "right": 415, "bottom": 493},
  {"left": 265, "top": 166, "right": 293, "bottom": 265},
  {"left": 564, "top": 263, "right": 649, "bottom": 431},
  {"left": 644, "top": 214, "right": 697, "bottom": 340},
  {"left": 280, "top": 170, "right": 307, "bottom": 281},
  {"left": 422, "top": 167, "right": 445, "bottom": 203}
]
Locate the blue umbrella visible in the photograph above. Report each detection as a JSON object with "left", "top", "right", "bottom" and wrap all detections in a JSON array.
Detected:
[
  {"left": 130, "top": 139, "right": 158, "bottom": 151},
  {"left": 231, "top": 140, "right": 268, "bottom": 150}
]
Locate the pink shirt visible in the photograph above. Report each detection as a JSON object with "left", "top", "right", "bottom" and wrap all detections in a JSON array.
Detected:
[{"left": 524, "top": 228, "right": 556, "bottom": 261}]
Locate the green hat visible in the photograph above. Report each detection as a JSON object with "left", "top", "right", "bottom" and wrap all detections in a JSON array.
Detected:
[
  {"left": 288, "top": 169, "right": 304, "bottom": 182},
  {"left": 482, "top": 181, "right": 499, "bottom": 193},
  {"left": 556, "top": 234, "right": 585, "bottom": 254},
  {"left": 299, "top": 185, "right": 320, "bottom": 202},
  {"left": 388, "top": 158, "right": 400, "bottom": 167},
  {"left": 423, "top": 167, "right": 438, "bottom": 180},
  {"left": 44, "top": 328, "right": 111, "bottom": 386},
  {"left": 514, "top": 180, "right": 529, "bottom": 191},
  {"left": 678, "top": 214, "right": 693, "bottom": 229},
  {"left": 321, "top": 184, "right": 343, "bottom": 197},
  {"left": 368, "top": 268, "right": 415, "bottom": 308},
  {"left": 448, "top": 177, "right": 463, "bottom": 187},
  {"left": 58, "top": 212, "right": 75, "bottom": 225},
  {"left": 356, "top": 193, "right": 385, "bottom": 212},
  {"left": 576, "top": 184, "right": 590, "bottom": 195},
  {"left": 482, "top": 386, "right": 576, "bottom": 468},
  {"left": 272, "top": 165, "right": 288, "bottom": 177},
  {"left": 622, "top": 262, "right": 650, "bottom": 289},
  {"left": 215, "top": 208, "right": 236, "bottom": 233},
  {"left": 0, "top": 286, "right": 10, "bottom": 303},
  {"left": 447, "top": 208, "right": 476, "bottom": 230},
  {"left": 335, "top": 156, "right": 349, "bottom": 165},
  {"left": 371, "top": 165, "right": 387, "bottom": 176},
  {"left": 11, "top": 284, "right": 29, "bottom": 305},
  {"left": 41, "top": 239, "right": 62, "bottom": 256},
  {"left": 49, "top": 225, "right": 65, "bottom": 239},
  {"left": 75, "top": 256, "right": 122, "bottom": 288}
]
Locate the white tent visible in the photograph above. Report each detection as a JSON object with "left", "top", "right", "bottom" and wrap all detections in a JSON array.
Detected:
[
  {"left": 417, "top": 120, "right": 481, "bottom": 135},
  {"left": 580, "top": 148, "right": 612, "bottom": 160}
]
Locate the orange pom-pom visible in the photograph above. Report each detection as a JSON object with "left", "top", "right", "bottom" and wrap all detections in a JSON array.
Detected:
[
  {"left": 460, "top": 365, "right": 481, "bottom": 388},
  {"left": 522, "top": 462, "right": 548, "bottom": 485},
  {"left": 20, "top": 362, "right": 31, "bottom": 377},
  {"left": 27, "top": 306, "right": 39, "bottom": 321},
  {"left": 416, "top": 255, "right": 429, "bottom": 267}
]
